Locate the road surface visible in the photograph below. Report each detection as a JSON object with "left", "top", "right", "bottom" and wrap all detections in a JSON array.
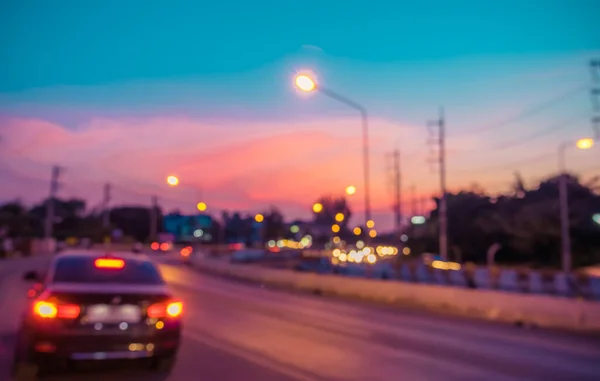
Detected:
[{"left": 1, "top": 254, "right": 600, "bottom": 381}]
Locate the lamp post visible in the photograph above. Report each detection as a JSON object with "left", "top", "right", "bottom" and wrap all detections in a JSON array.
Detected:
[
  {"left": 558, "top": 137, "right": 594, "bottom": 273},
  {"left": 294, "top": 74, "right": 372, "bottom": 227}
]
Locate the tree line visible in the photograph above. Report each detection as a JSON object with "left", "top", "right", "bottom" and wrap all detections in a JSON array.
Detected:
[
  {"left": 1, "top": 173, "right": 599, "bottom": 268},
  {"left": 408, "top": 173, "right": 600, "bottom": 269}
]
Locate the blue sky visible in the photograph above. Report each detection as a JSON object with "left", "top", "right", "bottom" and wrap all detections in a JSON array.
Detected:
[
  {"left": 1, "top": 0, "right": 598, "bottom": 90},
  {"left": 0, "top": 0, "right": 599, "bottom": 229}
]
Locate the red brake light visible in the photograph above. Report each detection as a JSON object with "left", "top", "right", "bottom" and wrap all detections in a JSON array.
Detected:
[
  {"left": 147, "top": 301, "right": 183, "bottom": 318},
  {"left": 94, "top": 258, "right": 125, "bottom": 269},
  {"left": 33, "top": 301, "right": 81, "bottom": 319},
  {"left": 160, "top": 243, "right": 169, "bottom": 251},
  {"left": 180, "top": 247, "right": 191, "bottom": 257},
  {"left": 151, "top": 242, "right": 159, "bottom": 250},
  {"left": 57, "top": 304, "right": 81, "bottom": 319}
]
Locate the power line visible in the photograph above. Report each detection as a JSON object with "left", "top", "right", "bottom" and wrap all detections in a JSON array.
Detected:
[
  {"left": 454, "top": 151, "right": 555, "bottom": 174},
  {"left": 486, "top": 115, "right": 588, "bottom": 151},
  {"left": 461, "top": 84, "right": 587, "bottom": 135}
]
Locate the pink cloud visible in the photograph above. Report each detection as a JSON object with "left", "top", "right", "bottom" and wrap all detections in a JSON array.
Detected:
[
  {"left": 1, "top": 115, "right": 421, "bottom": 230},
  {"left": 4, "top": 114, "right": 590, "bottom": 232}
]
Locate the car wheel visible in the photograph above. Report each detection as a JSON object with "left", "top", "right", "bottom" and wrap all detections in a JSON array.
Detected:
[
  {"left": 11, "top": 332, "right": 57, "bottom": 380},
  {"left": 11, "top": 360, "right": 40, "bottom": 381},
  {"left": 149, "top": 354, "right": 177, "bottom": 373}
]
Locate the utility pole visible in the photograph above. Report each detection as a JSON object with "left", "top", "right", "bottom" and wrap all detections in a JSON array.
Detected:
[
  {"left": 420, "top": 196, "right": 427, "bottom": 217},
  {"left": 591, "top": 59, "right": 600, "bottom": 138},
  {"left": 102, "top": 183, "right": 111, "bottom": 230},
  {"left": 150, "top": 196, "right": 158, "bottom": 242},
  {"left": 428, "top": 107, "right": 448, "bottom": 261},
  {"left": 392, "top": 149, "right": 401, "bottom": 234},
  {"left": 558, "top": 142, "right": 571, "bottom": 273},
  {"left": 410, "top": 185, "right": 417, "bottom": 217},
  {"left": 44, "top": 166, "right": 61, "bottom": 246}
]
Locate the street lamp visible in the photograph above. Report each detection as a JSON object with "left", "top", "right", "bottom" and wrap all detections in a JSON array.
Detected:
[
  {"left": 196, "top": 202, "right": 207, "bottom": 212},
  {"left": 558, "top": 138, "right": 594, "bottom": 273},
  {"left": 166, "top": 175, "right": 179, "bottom": 186},
  {"left": 345, "top": 185, "right": 357, "bottom": 195},
  {"left": 295, "top": 75, "right": 316, "bottom": 92},
  {"left": 294, "top": 73, "right": 372, "bottom": 227},
  {"left": 312, "top": 202, "right": 323, "bottom": 213}
]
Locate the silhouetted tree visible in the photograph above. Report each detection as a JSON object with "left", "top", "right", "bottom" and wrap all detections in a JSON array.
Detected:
[
  {"left": 312, "top": 196, "right": 352, "bottom": 229},
  {"left": 263, "top": 206, "right": 285, "bottom": 242},
  {"left": 424, "top": 173, "right": 600, "bottom": 268}
]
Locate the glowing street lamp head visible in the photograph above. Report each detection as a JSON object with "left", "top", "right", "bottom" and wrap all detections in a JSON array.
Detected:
[
  {"left": 255, "top": 213, "right": 264, "bottom": 223},
  {"left": 295, "top": 75, "right": 317, "bottom": 92},
  {"left": 166, "top": 175, "right": 179, "bottom": 186},
  {"left": 196, "top": 202, "right": 207, "bottom": 212},
  {"left": 312, "top": 202, "right": 323, "bottom": 213},
  {"left": 345, "top": 185, "right": 356, "bottom": 195},
  {"left": 576, "top": 138, "right": 594, "bottom": 150}
]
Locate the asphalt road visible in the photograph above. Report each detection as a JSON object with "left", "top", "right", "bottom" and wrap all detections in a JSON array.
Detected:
[{"left": 1, "top": 253, "right": 600, "bottom": 381}]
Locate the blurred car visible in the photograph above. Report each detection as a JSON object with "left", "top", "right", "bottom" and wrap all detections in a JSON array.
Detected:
[
  {"left": 150, "top": 241, "right": 172, "bottom": 253},
  {"left": 131, "top": 242, "right": 143, "bottom": 253},
  {"left": 14, "top": 251, "right": 182, "bottom": 379},
  {"left": 179, "top": 246, "right": 193, "bottom": 265}
]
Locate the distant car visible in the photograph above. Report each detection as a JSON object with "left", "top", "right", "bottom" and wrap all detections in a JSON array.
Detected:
[
  {"left": 13, "top": 252, "right": 183, "bottom": 379},
  {"left": 150, "top": 241, "right": 173, "bottom": 253}
]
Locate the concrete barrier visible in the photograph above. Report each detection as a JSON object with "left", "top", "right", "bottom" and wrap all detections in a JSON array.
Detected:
[
  {"left": 190, "top": 257, "right": 600, "bottom": 332},
  {"left": 230, "top": 249, "right": 266, "bottom": 262}
]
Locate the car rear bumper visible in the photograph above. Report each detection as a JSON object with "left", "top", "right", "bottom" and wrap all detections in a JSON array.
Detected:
[{"left": 22, "top": 328, "right": 180, "bottom": 362}]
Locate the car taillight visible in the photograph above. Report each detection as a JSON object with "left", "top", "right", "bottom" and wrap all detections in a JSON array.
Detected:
[
  {"left": 27, "top": 283, "right": 44, "bottom": 298},
  {"left": 34, "top": 301, "right": 57, "bottom": 318},
  {"left": 57, "top": 304, "right": 81, "bottom": 319},
  {"left": 33, "top": 301, "right": 80, "bottom": 319},
  {"left": 147, "top": 301, "right": 183, "bottom": 318},
  {"left": 151, "top": 242, "right": 159, "bottom": 250}
]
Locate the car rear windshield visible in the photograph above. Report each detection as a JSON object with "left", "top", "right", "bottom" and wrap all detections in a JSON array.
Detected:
[{"left": 52, "top": 257, "right": 165, "bottom": 285}]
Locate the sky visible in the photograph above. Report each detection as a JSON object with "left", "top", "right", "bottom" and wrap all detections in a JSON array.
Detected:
[{"left": 1, "top": 0, "right": 599, "bottom": 231}]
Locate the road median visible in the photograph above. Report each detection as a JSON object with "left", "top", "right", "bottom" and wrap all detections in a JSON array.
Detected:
[{"left": 190, "top": 256, "right": 600, "bottom": 332}]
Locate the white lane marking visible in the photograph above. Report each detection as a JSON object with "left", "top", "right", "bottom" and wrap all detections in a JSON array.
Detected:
[
  {"left": 165, "top": 266, "right": 600, "bottom": 378},
  {"left": 183, "top": 330, "right": 322, "bottom": 381}
]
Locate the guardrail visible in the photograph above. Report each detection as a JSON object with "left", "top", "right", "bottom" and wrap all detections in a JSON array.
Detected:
[
  {"left": 222, "top": 249, "right": 600, "bottom": 300},
  {"left": 322, "top": 260, "right": 600, "bottom": 300},
  {"left": 189, "top": 256, "right": 600, "bottom": 332}
]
